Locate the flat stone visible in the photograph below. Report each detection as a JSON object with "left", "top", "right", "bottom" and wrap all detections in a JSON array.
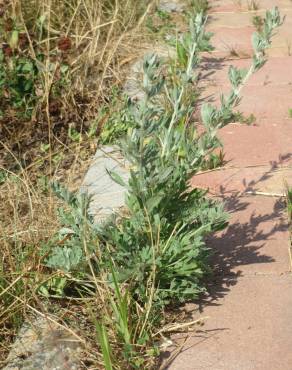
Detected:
[
  {"left": 81, "top": 146, "right": 129, "bottom": 222},
  {"left": 208, "top": 9, "right": 292, "bottom": 29},
  {"left": 124, "top": 58, "right": 146, "bottom": 101},
  {"left": 3, "top": 317, "right": 82, "bottom": 370},
  {"left": 124, "top": 46, "right": 175, "bottom": 101},
  {"left": 202, "top": 83, "right": 292, "bottom": 119},
  {"left": 217, "top": 120, "right": 292, "bottom": 167},
  {"left": 168, "top": 275, "right": 292, "bottom": 370},
  {"left": 159, "top": 0, "right": 185, "bottom": 13},
  {"left": 207, "top": 25, "right": 254, "bottom": 54},
  {"left": 206, "top": 19, "right": 292, "bottom": 58}
]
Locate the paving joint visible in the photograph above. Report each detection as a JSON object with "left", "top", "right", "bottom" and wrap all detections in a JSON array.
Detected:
[{"left": 214, "top": 270, "right": 292, "bottom": 278}]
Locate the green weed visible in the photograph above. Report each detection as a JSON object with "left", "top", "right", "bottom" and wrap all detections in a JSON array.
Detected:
[
  {"left": 96, "top": 323, "right": 114, "bottom": 370},
  {"left": 287, "top": 187, "right": 292, "bottom": 222},
  {"left": 40, "top": 7, "right": 283, "bottom": 369}
]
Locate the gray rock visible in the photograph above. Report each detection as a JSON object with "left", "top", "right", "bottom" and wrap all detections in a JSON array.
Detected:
[
  {"left": 80, "top": 145, "right": 129, "bottom": 223},
  {"left": 124, "top": 58, "right": 146, "bottom": 101},
  {"left": 159, "top": 0, "right": 185, "bottom": 13},
  {"left": 124, "top": 47, "right": 175, "bottom": 102},
  {"left": 2, "top": 318, "right": 82, "bottom": 370}
]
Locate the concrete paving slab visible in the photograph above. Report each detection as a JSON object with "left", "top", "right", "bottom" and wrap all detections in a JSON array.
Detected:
[
  {"left": 80, "top": 146, "right": 129, "bottom": 222},
  {"left": 167, "top": 275, "right": 292, "bottom": 370},
  {"left": 207, "top": 17, "right": 292, "bottom": 57},
  {"left": 202, "top": 45, "right": 290, "bottom": 58},
  {"left": 202, "top": 83, "right": 292, "bottom": 119},
  {"left": 266, "top": 45, "right": 292, "bottom": 57},
  {"left": 208, "top": 9, "right": 292, "bottom": 29},
  {"left": 208, "top": 195, "right": 290, "bottom": 275},
  {"left": 207, "top": 26, "right": 254, "bottom": 56},
  {"left": 217, "top": 120, "right": 292, "bottom": 167},
  {"left": 208, "top": 10, "right": 267, "bottom": 28},
  {"left": 209, "top": 0, "right": 292, "bottom": 13}
]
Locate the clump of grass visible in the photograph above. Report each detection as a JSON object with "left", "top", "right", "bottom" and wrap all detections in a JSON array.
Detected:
[
  {"left": 252, "top": 15, "right": 264, "bottom": 32},
  {"left": 247, "top": 0, "right": 260, "bottom": 11},
  {"left": 0, "top": 170, "right": 61, "bottom": 362}
]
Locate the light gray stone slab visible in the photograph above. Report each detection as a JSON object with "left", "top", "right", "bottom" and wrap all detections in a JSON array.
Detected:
[
  {"left": 124, "top": 47, "right": 175, "bottom": 101},
  {"left": 159, "top": 0, "right": 185, "bottom": 13},
  {"left": 2, "top": 317, "right": 82, "bottom": 370},
  {"left": 124, "top": 58, "right": 146, "bottom": 101},
  {"left": 80, "top": 145, "right": 129, "bottom": 222}
]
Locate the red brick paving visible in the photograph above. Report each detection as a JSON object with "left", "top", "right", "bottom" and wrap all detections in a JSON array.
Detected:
[
  {"left": 168, "top": 276, "right": 292, "bottom": 370},
  {"left": 168, "top": 1, "right": 292, "bottom": 369}
]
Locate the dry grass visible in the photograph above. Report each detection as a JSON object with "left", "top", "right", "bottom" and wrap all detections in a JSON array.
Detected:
[
  {"left": 0, "top": 0, "right": 157, "bottom": 365},
  {"left": 0, "top": 0, "right": 155, "bottom": 171},
  {"left": 17, "top": 0, "right": 152, "bottom": 100},
  {"left": 0, "top": 174, "right": 56, "bottom": 360}
]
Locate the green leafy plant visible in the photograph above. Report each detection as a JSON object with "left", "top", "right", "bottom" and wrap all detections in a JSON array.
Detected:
[
  {"left": 96, "top": 323, "right": 114, "bottom": 370},
  {"left": 0, "top": 50, "right": 39, "bottom": 118},
  {"left": 41, "top": 7, "right": 283, "bottom": 369},
  {"left": 287, "top": 186, "right": 292, "bottom": 223},
  {"left": 99, "top": 95, "right": 135, "bottom": 144},
  {"left": 0, "top": 170, "right": 8, "bottom": 185},
  {"left": 43, "top": 182, "right": 96, "bottom": 273},
  {"left": 145, "top": 6, "right": 175, "bottom": 36}
]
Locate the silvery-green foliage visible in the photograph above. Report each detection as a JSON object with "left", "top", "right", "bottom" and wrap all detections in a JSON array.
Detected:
[
  {"left": 175, "top": 12, "right": 213, "bottom": 71},
  {"left": 102, "top": 8, "right": 282, "bottom": 305},
  {"left": 43, "top": 9, "right": 282, "bottom": 306},
  {"left": 44, "top": 182, "right": 99, "bottom": 273},
  {"left": 252, "top": 7, "right": 284, "bottom": 70},
  {"left": 101, "top": 14, "right": 229, "bottom": 305},
  {"left": 201, "top": 7, "right": 283, "bottom": 128}
]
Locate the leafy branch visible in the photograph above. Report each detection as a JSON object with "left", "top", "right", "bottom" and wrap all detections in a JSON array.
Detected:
[{"left": 201, "top": 7, "right": 284, "bottom": 130}]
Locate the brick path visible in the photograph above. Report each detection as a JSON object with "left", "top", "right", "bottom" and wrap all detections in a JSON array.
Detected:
[{"left": 169, "top": 1, "right": 292, "bottom": 369}]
